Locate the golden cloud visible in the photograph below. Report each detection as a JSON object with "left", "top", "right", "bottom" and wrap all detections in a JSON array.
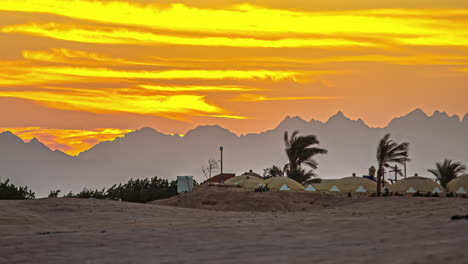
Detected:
[
  {"left": 1, "top": 23, "right": 379, "bottom": 48},
  {"left": 1, "top": 1, "right": 467, "bottom": 49},
  {"left": 0, "top": 87, "right": 247, "bottom": 120},
  {"left": 0, "top": 1, "right": 462, "bottom": 36},
  {"left": 232, "top": 94, "right": 339, "bottom": 102},
  {"left": 138, "top": 84, "right": 263, "bottom": 92},
  {"left": 0, "top": 63, "right": 303, "bottom": 87}
]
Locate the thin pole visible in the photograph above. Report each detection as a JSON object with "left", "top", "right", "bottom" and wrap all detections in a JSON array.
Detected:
[
  {"left": 404, "top": 157, "right": 407, "bottom": 179},
  {"left": 220, "top": 146, "right": 223, "bottom": 174}
]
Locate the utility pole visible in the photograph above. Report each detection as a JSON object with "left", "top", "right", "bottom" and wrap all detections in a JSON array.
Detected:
[
  {"left": 219, "top": 146, "right": 223, "bottom": 174},
  {"left": 389, "top": 165, "right": 402, "bottom": 183},
  {"left": 403, "top": 156, "right": 407, "bottom": 179}
]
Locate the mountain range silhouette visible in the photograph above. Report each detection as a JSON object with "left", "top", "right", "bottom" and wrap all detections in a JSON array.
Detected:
[{"left": 1, "top": 108, "right": 467, "bottom": 197}]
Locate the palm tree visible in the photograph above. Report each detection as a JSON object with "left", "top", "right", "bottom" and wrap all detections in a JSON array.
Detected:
[
  {"left": 283, "top": 130, "right": 328, "bottom": 183},
  {"left": 376, "top": 134, "right": 410, "bottom": 195},
  {"left": 428, "top": 159, "right": 466, "bottom": 188},
  {"left": 263, "top": 165, "right": 285, "bottom": 179}
]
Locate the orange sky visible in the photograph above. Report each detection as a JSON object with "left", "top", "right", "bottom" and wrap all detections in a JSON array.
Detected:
[{"left": 1, "top": 0, "right": 468, "bottom": 155}]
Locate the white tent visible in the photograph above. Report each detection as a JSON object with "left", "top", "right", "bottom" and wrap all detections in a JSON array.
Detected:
[
  {"left": 177, "top": 176, "right": 194, "bottom": 193},
  {"left": 329, "top": 185, "right": 340, "bottom": 192},
  {"left": 406, "top": 187, "right": 417, "bottom": 193},
  {"left": 456, "top": 187, "right": 467, "bottom": 194},
  {"left": 355, "top": 186, "right": 367, "bottom": 193},
  {"left": 305, "top": 185, "right": 316, "bottom": 192},
  {"left": 432, "top": 187, "right": 442, "bottom": 194},
  {"left": 279, "top": 184, "right": 291, "bottom": 191}
]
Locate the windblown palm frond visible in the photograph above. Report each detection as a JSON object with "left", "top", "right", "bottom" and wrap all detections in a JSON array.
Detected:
[
  {"left": 428, "top": 159, "right": 466, "bottom": 188},
  {"left": 283, "top": 130, "right": 328, "bottom": 183},
  {"left": 264, "top": 165, "right": 285, "bottom": 178},
  {"left": 376, "top": 134, "right": 410, "bottom": 195},
  {"left": 287, "top": 167, "right": 316, "bottom": 183}
]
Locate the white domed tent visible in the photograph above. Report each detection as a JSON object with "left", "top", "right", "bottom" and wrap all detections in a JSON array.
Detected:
[
  {"left": 447, "top": 174, "right": 468, "bottom": 195},
  {"left": 388, "top": 176, "right": 444, "bottom": 195},
  {"left": 334, "top": 177, "right": 377, "bottom": 194},
  {"left": 265, "top": 177, "right": 304, "bottom": 191},
  {"left": 224, "top": 174, "right": 265, "bottom": 189}
]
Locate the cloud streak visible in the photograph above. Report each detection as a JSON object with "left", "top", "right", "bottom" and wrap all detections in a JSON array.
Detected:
[
  {"left": 1, "top": 1, "right": 468, "bottom": 49},
  {"left": 2, "top": 23, "right": 380, "bottom": 48},
  {"left": 233, "top": 94, "right": 340, "bottom": 102},
  {"left": 0, "top": 87, "right": 247, "bottom": 120}
]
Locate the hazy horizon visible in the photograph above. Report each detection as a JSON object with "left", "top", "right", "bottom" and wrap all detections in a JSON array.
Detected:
[
  {"left": 1, "top": 108, "right": 467, "bottom": 155},
  {"left": 1, "top": 0, "right": 468, "bottom": 155}
]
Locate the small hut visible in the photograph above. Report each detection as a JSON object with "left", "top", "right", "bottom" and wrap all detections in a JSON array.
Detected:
[
  {"left": 242, "top": 169, "right": 262, "bottom": 179},
  {"left": 388, "top": 176, "right": 444, "bottom": 195},
  {"left": 446, "top": 174, "right": 468, "bottom": 195},
  {"left": 265, "top": 177, "right": 304, "bottom": 191},
  {"left": 224, "top": 174, "right": 265, "bottom": 189},
  {"left": 334, "top": 176, "right": 377, "bottom": 193},
  {"left": 207, "top": 173, "right": 235, "bottom": 183}
]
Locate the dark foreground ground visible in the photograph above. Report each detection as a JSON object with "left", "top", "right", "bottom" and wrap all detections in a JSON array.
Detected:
[{"left": 1, "top": 194, "right": 468, "bottom": 264}]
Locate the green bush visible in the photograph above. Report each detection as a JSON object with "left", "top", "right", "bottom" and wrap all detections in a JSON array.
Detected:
[
  {"left": 74, "top": 188, "right": 107, "bottom": 199},
  {"left": 63, "top": 176, "right": 178, "bottom": 203},
  {"left": 48, "top": 190, "right": 61, "bottom": 198},
  {"left": 0, "top": 178, "right": 35, "bottom": 200},
  {"left": 107, "top": 177, "right": 178, "bottom": 203}
]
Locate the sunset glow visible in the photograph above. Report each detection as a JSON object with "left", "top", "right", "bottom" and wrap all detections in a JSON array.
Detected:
[
  {"left": 1, "top": 0, "right": 468, "bottom": 155},
  {"left": 0, "top": 127, "right": 133, "bottom": 155}
]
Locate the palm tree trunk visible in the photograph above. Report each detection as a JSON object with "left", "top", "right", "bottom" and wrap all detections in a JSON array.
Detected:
[{"left": 376, "top": 166, "right": 383, "bottom": 196}]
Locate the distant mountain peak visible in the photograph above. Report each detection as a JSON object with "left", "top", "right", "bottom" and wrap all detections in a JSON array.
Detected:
[
  {"left": 432, "top": 110, "right": 448, "bottom": 117},
  {"left": 327, "top": 111, "right": 348, "bottom": 122},
  {"left": 138, "top": 127, "right": 157, "bottom": 133},
  {"left": 431, "top": 110, "right": 460, "bottom": 122},
  {"left": 275, "top": 115, "right": 309, "bottom": 130},
  {"left": 463, "top": 113, "right": 468, "bottom": 124},
  {"left": 132, "top": 127, "right": 162, "bottom": 135},
  {"left": 407, "top": 108, "right": 428, "bottom": 118},
  {"left": 124, "top": 127, "right": 165, "bottom": 138},
  {"left": 185, "top": 125, "right": 237, "bottom": 138},
  {"left": 0, "top": 130, "right": 23, "bottom": 143},
  {"left": 27, "top": 137, "right": 51, "bottom": 150},
  {"left": 28, "top": 137, "right": 40, "bottom": 144},
  {"left": 0, "top": 130, "right": 17, "bottom": 138},
  {"left": 326, "top": 111, "right": 367, "bottom": 127},
  {"left": 284, "top": 115, "right": 307, "bottom": 123}
]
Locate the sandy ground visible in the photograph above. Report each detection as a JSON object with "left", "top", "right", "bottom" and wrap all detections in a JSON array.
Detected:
[{"left": 1, "top": 193, "right": 468, "bottom": 264}]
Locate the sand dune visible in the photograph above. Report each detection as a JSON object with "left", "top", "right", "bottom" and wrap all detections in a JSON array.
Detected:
[{"left": 1, "top": 195, "right": 468, "bottom": 263}]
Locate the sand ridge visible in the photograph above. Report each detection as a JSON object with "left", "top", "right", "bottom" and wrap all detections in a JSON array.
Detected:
[{"left": 1, "top": 195, "right": 468, "bottom": 263}]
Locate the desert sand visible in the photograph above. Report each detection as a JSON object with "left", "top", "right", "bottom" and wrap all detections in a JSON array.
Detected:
[{"left": 1, "top": 189, "right": 468, "bottom": 264}]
